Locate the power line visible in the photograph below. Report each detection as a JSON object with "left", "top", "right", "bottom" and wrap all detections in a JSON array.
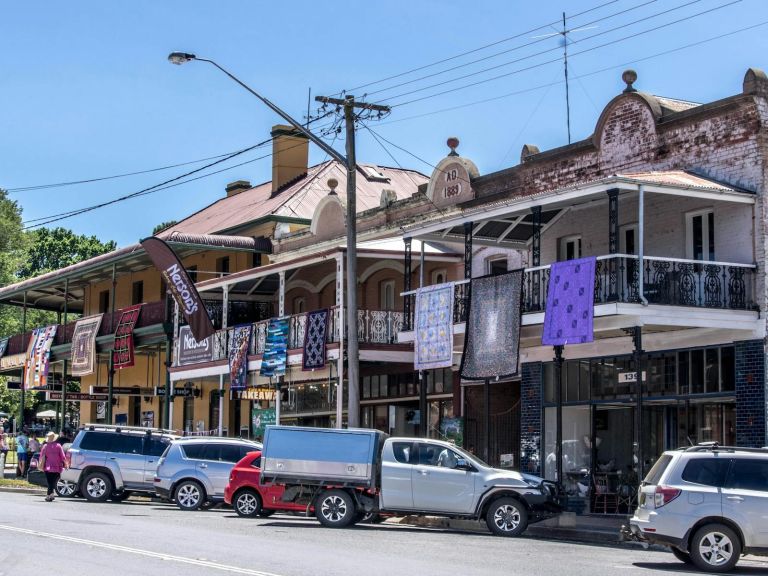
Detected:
[
  {"left": 334, "top": 0, "right": 621, "bottom": 96},
  {"left": 387, "top": 0, "right": 741, "bottom": 108}
]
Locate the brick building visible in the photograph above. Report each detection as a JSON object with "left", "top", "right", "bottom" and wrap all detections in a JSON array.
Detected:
[{"left": 398, "top": 68, "right": 768, "bottom": 514}]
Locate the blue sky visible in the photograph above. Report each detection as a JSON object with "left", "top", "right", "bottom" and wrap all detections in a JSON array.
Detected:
[{"left": 1, "top": 0, "right": 766, "bottom": 247}]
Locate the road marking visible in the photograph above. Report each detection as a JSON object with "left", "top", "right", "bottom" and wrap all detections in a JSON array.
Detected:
[{"left": 0, "top": 524, "right": 284, "bottom": 576}]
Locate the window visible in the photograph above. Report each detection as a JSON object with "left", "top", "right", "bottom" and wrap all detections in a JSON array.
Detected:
[
  {"left": 620, "top": 224, "right": 637, "bottom": 255},
  {"left": 643, "top": 454, "right": 673, "bottom": 485},
  {"left": 686, "top": 209, "right": 715, "bottom": 261},
  {"left": 380, "top": 280, "right": 395, "bottom": 310},
  {"left": 111, "top": 434, "right": 143, "bottom": 454},
  {"left": 250, "top": 455, "right": 262, "bottom": 469},
  {"left": 181, "top": 444, "right": 207, "bottom": 460},
  {"left": 188, "top": 266, "right": 198, "bottom": 283},
  {"left": 431, "top": 269, "right": 447, "bottom": 285},
  {"left": 725, "top": 459, "right": 768, "bottom": 492},
  {"left": 216, "top": 257, "right": 230, "bottom": 276},
  {"left": 98, "top": 290, "right": 110, "bottom": 314},
  {"left": 558, "top": 235, "right": 582, "bottom": 261},
  {"left": 219, "top": 444, "right": 246, "bottom": 463},
  {"left": 681, "top": 457, "right": 730, "bottom": 487},
  {"left": 487, "top": 257, "right": 507, "bottom": 275},
  {"left": 146, "top": 438, "right": 169, "bottom": 457},
  {"left": 392, "top": 442, "right": 414, "bottom": 464},
  {"left": 131, "top": 281, "right": 144, "bottom": 305},
  {"left": 293, "top": 297, "right": 306, "bottom": 314},
  {"left": 79, "top": 432, "right": 113, "bottom": 452},
  {"left": 417, "top": 443, "right": 442, "bottom": 466}
]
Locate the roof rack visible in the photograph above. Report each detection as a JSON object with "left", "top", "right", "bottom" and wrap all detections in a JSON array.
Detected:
[
  {"left": 685, "top": 442, "right": 768, "bottom": 454},
  {"left": 81, "top": 423, "right": 178, "bottom": 435}
]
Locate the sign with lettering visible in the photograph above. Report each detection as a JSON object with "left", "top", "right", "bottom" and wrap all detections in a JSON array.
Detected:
[
  {"left": 425, "top": 156, "right": 478, "bottom": 208},
  {"left": 177, "top": 325, "right": 214, "bottom": 365},
  {"left": 617, "top": 371, "right": 647, "bottom": 383},
  {"left": 238, "top": 388, "right": 277, "bottom": 401},
  {"left": 90, "top": 386, "right": 154, "bottom": 396},
  {"left": 47, "top": 392, "right": 109, "bottom": 402}
]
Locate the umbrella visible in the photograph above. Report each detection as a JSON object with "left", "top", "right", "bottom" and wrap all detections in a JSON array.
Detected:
[{"left": 35, "top": 409, "right": 60, "bottom": 418}]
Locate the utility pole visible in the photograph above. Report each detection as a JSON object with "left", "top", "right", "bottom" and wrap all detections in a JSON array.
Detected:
[{"left": 314, "top": 95, "right": 390, "bottom": 427}]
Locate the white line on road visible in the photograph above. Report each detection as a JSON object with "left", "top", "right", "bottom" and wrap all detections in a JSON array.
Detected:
[{"left": 0, "top": 524, "right": 285, "bottom": 576}]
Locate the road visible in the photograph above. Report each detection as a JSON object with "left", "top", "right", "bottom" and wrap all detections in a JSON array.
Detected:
[{"left": 1, "top": 491, "right": 767, "bottom": 576}]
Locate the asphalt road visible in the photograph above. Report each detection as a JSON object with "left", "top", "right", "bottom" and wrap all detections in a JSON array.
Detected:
[{"left": 1, "top": 491, "right": 767, "bottom": 576}]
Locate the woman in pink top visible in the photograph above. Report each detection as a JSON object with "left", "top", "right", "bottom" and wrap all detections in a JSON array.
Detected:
[{"left": 40, "top": 431, "right": 67, "bottom": 502}]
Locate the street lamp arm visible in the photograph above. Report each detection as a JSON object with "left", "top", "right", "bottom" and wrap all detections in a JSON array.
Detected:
[{"left": 192, "top": 57, "right": 347, "bottom": 166}]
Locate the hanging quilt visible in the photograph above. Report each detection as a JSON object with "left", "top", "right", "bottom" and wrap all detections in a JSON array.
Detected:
[
  {"left": 113, "top": 304, "right": 142, "bottom": 369},
  {"left": 414, "top": 282, "right": 454, "bottom": 370},
  {"left": 260, "top": 318, "right": 289, "bottom": 378},
  {"left": 229, "top": 324, "right": 253, "bottom": 390},
  {"left": 303, "top": 309, "right": 328, "bottom": 371},
  {"left": 0, "top": 337, "right": 8, "bottom": 358},
  {"left": 24, "top": 325, "right": 58, "bottom": 389},
  {"left": 542, "top": 256, "right": 597, "bottom": 346},
  {"left": 70, "top": 314, "right": 103, "bottom": 376},
  {"left": 460, "top": 271, "right": 523, "bottom": 381}
]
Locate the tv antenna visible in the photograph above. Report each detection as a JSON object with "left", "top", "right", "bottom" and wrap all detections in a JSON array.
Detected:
[{"left": 533, "top": 12, "right": 597, "bottom": 144}]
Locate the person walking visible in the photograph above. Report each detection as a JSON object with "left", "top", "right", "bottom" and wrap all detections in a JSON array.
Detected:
[
  {"left": 39, "top": 431, "right": 67, "bottom": 502},
  {"left": 0, "top": 433, "right": 8, "bottom": 474},
  {"left": 16, "top": 429, "right": 29, "bottom": 478}
]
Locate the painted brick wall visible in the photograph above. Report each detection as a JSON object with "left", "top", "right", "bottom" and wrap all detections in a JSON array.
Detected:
[
  {"left": 735, "top": 339, "right": 767, "bottom": 448},
  {"left": 520, "top": 362, "right": 543, "bottom": 475}
]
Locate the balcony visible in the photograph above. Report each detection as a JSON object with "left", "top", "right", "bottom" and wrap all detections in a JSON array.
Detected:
[
  {"left": 4, "top": 300, "right": 168, "bottom": 356},
  {"left": 173, "top": 306, "right": 407, "bottom": 367},
  {"left": 401, "top": 254, "right": 756, "bottom": 330}
]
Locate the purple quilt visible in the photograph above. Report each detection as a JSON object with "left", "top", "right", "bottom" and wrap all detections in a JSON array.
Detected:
[{"left": 542, "top": 256, "right": 596, "bottom": 346}]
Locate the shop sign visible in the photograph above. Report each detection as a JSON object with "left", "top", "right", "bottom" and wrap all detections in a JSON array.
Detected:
[
  {"left": 90, "top": 386, "right": 154, "bottom": 396},
  {"left": 251, "top": 408, "right": 276, "bottom": 438},
  {"left": 238, "top": 387, "right": 276, "bottom": 401},
  {"left": 47, "top": 392, "right": 108, "bottom": 402},
  {"left": 177, "top": 326, "right": 214, "bottom": 365},
  {"left": 617, "top": 371, "right": 647, "bottom": 383}
]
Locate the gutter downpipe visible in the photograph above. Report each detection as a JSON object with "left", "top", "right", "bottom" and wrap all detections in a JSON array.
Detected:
[{"left": 638, "top": 184, "right": 648, "bottom": 306}]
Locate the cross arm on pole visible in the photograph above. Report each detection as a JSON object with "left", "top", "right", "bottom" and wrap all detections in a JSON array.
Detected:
[{"left": 315, "top": 95, "right": 391, "bottom": 113}]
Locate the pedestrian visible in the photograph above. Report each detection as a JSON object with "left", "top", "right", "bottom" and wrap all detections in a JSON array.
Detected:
[
  {"left": 39, "top": 431, "right": 67, "bottom": 502},
  {"left": 16, "top": 429, "right": 29, "bottom": 478},
  {"left": 0, "top": 432, "right": 8, "bottom": 472}
]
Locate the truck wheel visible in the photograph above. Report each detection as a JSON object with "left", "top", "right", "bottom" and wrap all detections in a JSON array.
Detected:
[
  {"left": 316, "top": 489, "right": 356, "bottom": 528},
  {"left": 689, "top": 523, "right": 741, "bottom": 573},
  {"left": 81, "top": 472, "right": 113, "bottom": 503},
  {"left": 175, "top": 480, "right": 205, "bottom": 511},
  {"left": 234, "top": 489, "right": 263, "bottom": 518},
  {"left": 485, "top": 497, "right": 529, "bottom": 537}
]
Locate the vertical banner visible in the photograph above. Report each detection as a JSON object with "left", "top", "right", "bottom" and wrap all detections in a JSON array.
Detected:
[
  {"left": 140, "top": 237, "right": 214, "bottom": 341},
  {"left": 0, "top": 337, "right": 8, "bottom": 358},
  {"left": 70, "top": 314, "right": 103, "bottom": 376},
  {"left": 414, "top": 283, "right": 454, "bottom": 370},
  {"left": 24, "top": 325, "right": 58, "bottom": 389},
  {"left": 229, "top": 324, "right": 253, "bottom": 390},
  {"left": 542, "top": 257, "right": 597, "bottom": 346},
  {"left": 302, "top": 309, "right": 328, "bottom": 371},
  {"left": 113, "top": 304, "right": 142, "bottom": 369},
  {"left": 260, "top": 318, "right": 289, "bottom": 378},
  {"left": 460, "top": 270, "right": 523, "bottom": 381}
]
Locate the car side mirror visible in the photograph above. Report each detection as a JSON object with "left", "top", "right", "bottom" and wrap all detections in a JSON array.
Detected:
[{"left": 456, "top": 458, "right": 472, "bottom": 471}]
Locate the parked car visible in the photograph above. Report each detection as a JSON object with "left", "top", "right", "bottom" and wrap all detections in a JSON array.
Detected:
[
  {"left": 624, "top": 443, "right": 768, "bottom": 572},
  {"left": 154, "top": 437, "right": 262, "bottom": 511},
  {"left": 224, "top": 450, "right": 307, "bottom": 518},
  {"left": 61, "top": 424, "right": 179, "bottom": 502}
]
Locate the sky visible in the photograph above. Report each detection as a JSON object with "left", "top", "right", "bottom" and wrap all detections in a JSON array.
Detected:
[{"left": 1, "top": 0, "right": 766, "bottom": 247}]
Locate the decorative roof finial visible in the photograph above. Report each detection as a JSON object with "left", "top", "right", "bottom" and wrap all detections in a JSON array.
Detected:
[
  {"left": 622, "top": 69, "right": 638, "bottom": 93},
  {"left": 447, "top": 136, "right": 460, "bottom": 156},
  {"left": 327, "top": 178, "right": 338, "bottom": 196}
]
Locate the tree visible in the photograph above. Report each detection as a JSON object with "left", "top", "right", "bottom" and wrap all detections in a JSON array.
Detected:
[
  {"left": 152, "top": 220, "right": 178, "bottom": 235},
  {"left": 0, "top": 189, "right": 27, "bottom": 339},
  {"left": 18, "top": 227, "right": 116, "bottom": 279}
]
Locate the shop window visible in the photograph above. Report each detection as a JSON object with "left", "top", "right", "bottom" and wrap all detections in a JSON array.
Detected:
[
  {"left": 720, "top": 347, "right": 735, "bottom": 391},
  {"left": 705, "top": 349, "right": 719, "bottom": 393},
  {"left": 646, "top": 353, "right": 676, "bottom": 397},
  {"left": 690, "top": 350, "right": 705, "bottom": 394},
  {"left": 678, "top": 351, "right": 690, "bottom": 395},
  {"left": 363, "top": 376, "right": 371, "bottom": 399},
  {"left": 543, "top": 363, "right": 554, "bottom": 403},
  {"left": 131, "top": 281, "right": 144, "bottom": 305}
]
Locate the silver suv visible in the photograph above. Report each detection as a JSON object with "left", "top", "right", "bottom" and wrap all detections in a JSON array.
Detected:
[
  {"left": 625, "top": 443, "right": 768, "bottom": 572},
  {"left": 154, "top": 437, "right": 262, "bottom": 511},
  {"left": 62, "top": 424, "right": 179, "bottom": 502}
]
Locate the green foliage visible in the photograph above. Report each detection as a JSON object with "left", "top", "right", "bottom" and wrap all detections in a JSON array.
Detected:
[
  {"left": 152, "top": 220, "right": 178, "bottom": 235},
  {"left": 18, "top": 227, "right": 116, "bottom": 279},
  {"left": 0, "top": 189, "right": 28, "bottom": 339}
]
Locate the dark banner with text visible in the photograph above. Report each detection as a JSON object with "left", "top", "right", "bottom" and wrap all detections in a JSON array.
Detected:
[{"left": 140, "top": 237, "right": 215, "bottom": 341}]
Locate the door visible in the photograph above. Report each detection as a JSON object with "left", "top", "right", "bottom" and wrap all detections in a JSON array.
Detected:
[
  {"left": 143, "top": 437, "right": 170, "bottom": 485},
  {"left": 111, "top": 435, "right": 146, "bottom": 488},
  {"left": 380, "top": 441, "right": 415, "bottom": 510},
  {"left": 411, "top": 442, "right": 475, "bottom": 514},
  {"left": 722, "top": 458, "right": 768, "bottom": 547},
  {"left": 201, "top": 443, "right": 249, "bottom": 498}
]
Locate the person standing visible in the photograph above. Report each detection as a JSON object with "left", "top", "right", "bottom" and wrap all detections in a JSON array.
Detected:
[
  {"left": 40, "top": 431, "right": 67, "bottom": 502},
  {"left": 16, "top": 429, "right": 29, "bottom": 478},
  {"left": 0, "top": 433, "right": 8, "bottom": 474}
]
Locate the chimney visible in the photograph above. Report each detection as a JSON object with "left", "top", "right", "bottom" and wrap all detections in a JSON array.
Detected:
[
  {"left": 271, "top": 124, "right": 309, "bottom": 194},
  {"left": 225, "top": 180, "right": 251, "bottom": 197}
]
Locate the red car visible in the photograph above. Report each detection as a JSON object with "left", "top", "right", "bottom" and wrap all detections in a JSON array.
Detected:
[{"left": 224, "top": 451, "right": 308, "bottom": 518}]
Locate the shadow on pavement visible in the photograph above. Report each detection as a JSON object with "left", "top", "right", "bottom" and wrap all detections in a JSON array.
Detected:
[{"left": 633, "top": 562, "right": 766, "bottom": 574}]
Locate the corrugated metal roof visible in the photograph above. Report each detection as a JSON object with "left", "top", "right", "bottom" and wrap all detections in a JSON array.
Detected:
[
  {"left": 617, "top": 170, "right": 741, "bottom": 192},
  {"left": 655, "top": 96, "right": 701, "bottom": 114},
  {"left": 166, "top": 232, "right": 271, "bottom": 252}
]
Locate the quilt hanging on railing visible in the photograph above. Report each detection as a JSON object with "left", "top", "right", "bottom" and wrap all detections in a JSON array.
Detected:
[
  {"left": 229, "top": 324, "right": 253, "bottom": 390},
  {"left": 460, "top": 270, "right": 523, "bottom": 381},
  {"left": 24, "top": 325, "right": 57, "bottom": 389},
  {"left": 414, "top": 283, "right": 454, "bottom": 370},
  {"left": 113, "top": 304, "right": 142, "bottom": 369},
  {"left": 71, "top": 314, "right": 103, "bottom": 376},
  {"left": 542, "top": 256, "right": 597, "bottom": 346},
  {"left": 303, "top": 309, "right": 328, "bottom": 371},
  {"left": 260, "top": 318, "right": 289, "bottom": 379}
]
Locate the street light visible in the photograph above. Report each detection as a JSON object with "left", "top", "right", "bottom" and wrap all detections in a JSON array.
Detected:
[{"left": 167, "top": 52, "right": 363, "bottom": 427}]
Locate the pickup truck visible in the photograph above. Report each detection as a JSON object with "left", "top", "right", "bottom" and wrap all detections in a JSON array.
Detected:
[{"left": 260, "top": 426, "right": 561, "bottom": 536}]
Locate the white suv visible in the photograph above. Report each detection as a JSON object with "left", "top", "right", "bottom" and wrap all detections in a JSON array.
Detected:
[{"left": 625, "top": 443, "right": 768, "bottom": 572}]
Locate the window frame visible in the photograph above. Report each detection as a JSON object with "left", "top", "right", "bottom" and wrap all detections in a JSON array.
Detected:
[
  {"left": 685, "top": 208, "right": 715, "bottom": 261},
  {"left": 558, "top": 235, "right": 582, "bottom": 262}
]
